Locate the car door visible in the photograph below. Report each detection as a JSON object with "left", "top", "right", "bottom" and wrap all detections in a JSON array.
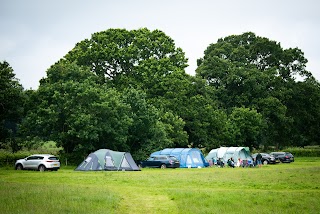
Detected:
[
  {"left": 24, "top": 156, "right": 38, "bottom": 169},
  {"left": 152, "top": 157, "right": 164, "bottom": 168},
  {"left": 144, "top": 157, "right": 156, "bottom": 167}
]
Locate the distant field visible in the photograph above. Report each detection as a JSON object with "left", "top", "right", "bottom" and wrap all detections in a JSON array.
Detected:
[{"left": 1, "top": 157, "right": 319, "bottom": 214}]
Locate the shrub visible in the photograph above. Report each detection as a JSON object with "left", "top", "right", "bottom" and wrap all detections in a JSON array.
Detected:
[
  {"left": 0, "top": 150, "right": 31, "bottom": 167},
  {"left": 286, "top": 147, "right": 320, "bottom": 157}
]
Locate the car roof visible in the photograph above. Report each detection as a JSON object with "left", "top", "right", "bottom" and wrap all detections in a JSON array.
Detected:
[{"left": 29, "top": 154, "right": 57, "bottom": 157}]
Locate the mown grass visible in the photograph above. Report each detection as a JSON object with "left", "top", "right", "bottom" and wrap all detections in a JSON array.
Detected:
[{"left": 1, "top": 158, "right": 319, "bottom": 214}]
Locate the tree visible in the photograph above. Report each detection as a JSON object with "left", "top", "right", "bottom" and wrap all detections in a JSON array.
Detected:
[
  {"left": 64, "top": 28, "right": 188, "bottom": 86},
  {"left": 153, "top": 71, "right": 227, "bottom": 149},
  {"left": 61, "top": 28, "right": 194, "bottom": 151},
  {"left": 285, "top": 79, "right": 320, "bottom": 146},
  {"left": 20, "top": 62, "right": 133, "bottom": 162},
  {"left": 0, "top": 61, "right": 24, "bottom": 151},
  {"left": 121, "top": 88, "right": 175, "bottom": 160},
  {"left": 226, "top": 107, "right": 264, "bottom": 149},
  {"left": 197, "top": 32, "right": 311, "bottom": 81},
  {"left": 196, "top": 32, "right": 316, "bottom": 148}
]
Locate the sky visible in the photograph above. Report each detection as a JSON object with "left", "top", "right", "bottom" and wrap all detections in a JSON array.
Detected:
[{"left": 1, "top": 0, "right": 320, "bottom": 90}]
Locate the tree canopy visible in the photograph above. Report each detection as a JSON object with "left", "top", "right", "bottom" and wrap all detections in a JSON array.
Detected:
[
  {"left": 63, "top": 28, "right": 188, "bottom": 87},
  {"left": 196, "top": 32, "right": 320, "bottom": 148}
]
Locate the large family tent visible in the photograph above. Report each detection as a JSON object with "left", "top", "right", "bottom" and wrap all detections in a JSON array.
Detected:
[
  {"left": 75, "top": 149, "right": 140, "bottom": 171},
  {"left": 151, "top": 148, "right": 209, "bottom": 168},
  {"left": 206, "top": 147, "right": 253, "bottom": 165}
]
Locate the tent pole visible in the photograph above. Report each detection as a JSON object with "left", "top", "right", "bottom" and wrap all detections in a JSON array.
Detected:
[{"left": 118, "top": 153, "right": 125, "bottom": 171}]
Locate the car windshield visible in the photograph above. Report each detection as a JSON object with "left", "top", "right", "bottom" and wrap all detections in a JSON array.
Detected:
[
  {"left": 169, "top": 156, "right": 178, "bottom": 161},
  {"left": 49, "top": 157, "right": 59, "bottom": 160}
]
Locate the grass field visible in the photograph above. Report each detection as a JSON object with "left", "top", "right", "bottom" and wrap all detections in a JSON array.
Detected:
[{"left": 1, "top": 157, "right": 319, "bottom": 214}]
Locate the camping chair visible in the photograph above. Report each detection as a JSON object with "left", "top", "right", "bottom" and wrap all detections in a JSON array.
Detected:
[
  {"left": 227, "top": 159, "right": 235, "bottom": 168},
  {"left": 242, "top": 160, "right": 247, "bottom": 168},
  {"left": 247, "top": 159, "right": 254, "bottom": 167}
]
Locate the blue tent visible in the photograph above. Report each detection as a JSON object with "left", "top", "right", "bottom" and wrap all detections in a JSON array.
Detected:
[{"left": 151, "top": 148, "right": 209, "bottom": 168}]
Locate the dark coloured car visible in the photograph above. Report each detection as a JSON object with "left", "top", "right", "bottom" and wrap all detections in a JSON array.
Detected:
[
  {"left": 139, "top": 155, "right": 180, "bottom": 169},
  {"left": 252, "top": 153, "right": 277, "bottom": 165},
  {"left": 270, "top": 152, "right": 294, "bottom": 163},
  {"left": 285, "top": 152, "right": 295, "bottom": 162}
]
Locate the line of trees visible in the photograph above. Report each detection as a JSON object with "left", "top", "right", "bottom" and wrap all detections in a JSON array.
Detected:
[{"left": 1, "top": 29, "right": 319, "bottom": 162}]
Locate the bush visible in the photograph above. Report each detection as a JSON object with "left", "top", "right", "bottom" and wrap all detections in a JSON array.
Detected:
[
  {"left": 286, "top": 147, "right": 320, "bottom": 157},
  {"left": 0, "top": 150, "right": 31, "bottom": 167},
  {"left": 253, "top": 146, "right": 320, "bottom": 157}
]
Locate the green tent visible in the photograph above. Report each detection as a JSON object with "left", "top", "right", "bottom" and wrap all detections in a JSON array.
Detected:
[{"left": 75, "top": 149, "right": 140, "bottom": 171}]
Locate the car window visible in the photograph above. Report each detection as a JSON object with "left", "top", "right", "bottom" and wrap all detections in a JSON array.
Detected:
[
  {"left": 27, "top": 156, "right": 37, "bottom": 160},
  {"left": 169, "top": 156, "right": 178, "bottom": 161},
  {"left": 153, "top": 156, "right": 167, "bottom": 160},
  {"left": 49, "top": 157, "right": 58, "bottom": 160}
]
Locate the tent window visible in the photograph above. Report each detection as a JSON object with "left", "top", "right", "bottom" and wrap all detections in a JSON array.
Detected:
[
  {"left": 186, "top": 155, "right": 192, "bottom": 165},
  {"left": 105, "top": 156, "right": 114, "bottom": 167},
  {"left": 85, "top": 157, "right": 92, "bottom": 163},
  {"left": 121, "top": 157, "right": 130, "bottom": 168},
  {"left": 191, "top": 151, "right": 201, "bottom": 163}
]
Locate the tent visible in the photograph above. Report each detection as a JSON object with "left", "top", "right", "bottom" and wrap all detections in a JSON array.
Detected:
[
  {"left": 206, "top": 147, "right": 253, "bottom": 165},
  {"left": 75, "top": 149, "right": 140, "bottom": 171},
  {"left": 151, "top": 148, "right": 209, "bottom": 168}
]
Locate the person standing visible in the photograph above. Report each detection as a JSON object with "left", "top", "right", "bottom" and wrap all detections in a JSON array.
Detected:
[{"left": 256, "top": 153, "right": 263, "bottom": 168}]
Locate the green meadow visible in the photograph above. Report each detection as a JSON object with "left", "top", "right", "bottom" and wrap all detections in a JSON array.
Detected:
[{"left": 1, "top": 157, "right": 319, "bottom": 214}]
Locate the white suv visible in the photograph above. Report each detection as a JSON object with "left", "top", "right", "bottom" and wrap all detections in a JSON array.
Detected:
[{"left": 15, "top": 154, "right": 60, "bottom": 171}]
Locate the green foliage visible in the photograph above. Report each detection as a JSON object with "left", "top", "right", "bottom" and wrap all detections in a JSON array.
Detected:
[
  {"left": 285, "top": 80, "right": 320, "bottom": 146},
  {"left": 196, "top": 32, "right": 320, "bottom": 149},
  {"left": 283, "top": 147, "right": 320, "bottom": 157},
  {"left": 64, "top": 28, "right": 188, "bottom": 86},
  {"left": 226, "top": 107, "right": 264, "bottom": 149},
  {"left": 20, "top": 62, "right": 133, "bottom": 158},
  {"left": 121, "top": 88, "right": 173, "bottom": 160},
  {"left": 2, "top": 29, "right": 320, "bottom": 160},
  {"left": 0, "top": 61, "right": 24, "bottom": 151}
]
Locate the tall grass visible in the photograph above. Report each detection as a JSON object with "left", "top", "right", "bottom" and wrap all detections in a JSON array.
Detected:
[{"left": 1, "top": 158, "right": 319, "bottom": 214}]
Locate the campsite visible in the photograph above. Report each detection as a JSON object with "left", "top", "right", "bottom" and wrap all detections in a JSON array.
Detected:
[{"left": 1, "top": 157, "right": 319, "bottom": 214}]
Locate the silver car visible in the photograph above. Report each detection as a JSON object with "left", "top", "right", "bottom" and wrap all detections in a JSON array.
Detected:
[{"left": 15, "top": 154, "right": 60, "bottom": 171}]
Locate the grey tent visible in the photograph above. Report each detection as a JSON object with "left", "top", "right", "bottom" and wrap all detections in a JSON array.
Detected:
[
  {"left": 75, "top": 149, "right": 140, "bottom": 171},
  {"left": 206, "top": 147, "right": 253, "bottom": 165}
]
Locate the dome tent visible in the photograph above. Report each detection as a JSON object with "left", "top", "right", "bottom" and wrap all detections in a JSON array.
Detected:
[
  {"left": 75, "top": 149, "right": 140, "bottom": 171},
  {"left": 206, "top": 147, "right": 253, "bottom": 165},
  {"left": 151, "top": 148, "right": 209, "bottom": 168}
]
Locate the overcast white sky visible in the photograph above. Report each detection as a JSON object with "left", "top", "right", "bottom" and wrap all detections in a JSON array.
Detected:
[{"left": 1, "top": 0, "right": 319, "bottom": 89}]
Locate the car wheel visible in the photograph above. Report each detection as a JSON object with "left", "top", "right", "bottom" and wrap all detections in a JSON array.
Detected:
[
  {"left": 16, "top": 164, "right": 23, "bottom": 170},
  {"left": 38, "top": 165, "right": 46, "bottom": 172},
  {"left": 263, "top": 160, "right": 268, "bottom": 165},
  {"left": 160, "top": 164, "right": 166, "bottom": 169}
]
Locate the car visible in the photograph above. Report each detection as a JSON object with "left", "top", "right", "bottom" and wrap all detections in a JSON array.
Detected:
[
  {"left": 270, "top": 152, "right": 294, "bottom": 163},
  {"left": 252, "top": 153, "right": 277, "bottom": 165},
  {"left": 15, "top": 154, "right": 60, "bottom": 171},
  {"left": 139, "top": 155, "right": 180, "bottom": 169}
]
